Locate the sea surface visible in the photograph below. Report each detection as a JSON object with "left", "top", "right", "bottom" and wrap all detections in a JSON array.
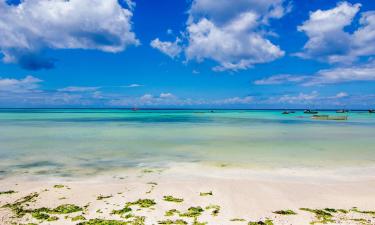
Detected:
[{"left": 0, "top": 109, "right": 374, "bottom": 178}]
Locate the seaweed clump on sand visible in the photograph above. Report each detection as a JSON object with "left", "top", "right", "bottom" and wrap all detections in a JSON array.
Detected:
[
  {"left": 163, "top": 195, "right": 184, "bottom": 203},
  {"left": 72, "top": 215, "right": 87, "bottom": 221},
  {"left": 199, "top": 191, "right": 212, "bottom": 196},
  {"left": 53, "top": 184, "right": 65, "bottom": 189},
  {"left": 128, "top": 199, "right": 156, "bottom": 208},
  {"left": 2, "top": 192, "right": 40, "bottom": 218},
  {"left": 351, "top": 207, "right": 375, "bottom": 215},
  {"left": 300, "top": 208, "right": 335, "bottom": 224},
  {"left": 97, "top": 195, "right": 113, "bottom": 200},
  {"left": 165, "top": 209, "right": 180, "bottom": 216},
  {"left": 158, "top": 219, "right": 188, "bottom": 224},
  {"left": 2, "top": 192, "right": 82, "bottom": 222},
  {"left": 77, "top": 219, "right": 130, "bottom": 225},
  {"left": 230, "top": 218, "right": 246, "bottom": 222},
  {"left": 192, "top": 218, "right": 207, "bottom": 225},
  {"left": 112, "top": 199, "right": 156, "bottom": 218},
  {"left": 205, "top": 204, "right": 220, "bottom": 216},
  {"left": 273, "top": 209, "right": 297, "bottom": 215},
  {"left": 179, "top": 206, "right": 204, "bottom": 217},
  {"left": 0, "top": 190, "right": 17, "bottom": 195},
  {"left": 248, "top": 219, "right": 274, "bottom": 225}
]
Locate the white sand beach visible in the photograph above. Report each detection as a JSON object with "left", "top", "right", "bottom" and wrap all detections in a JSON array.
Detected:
[{"left": 1, "top": 163, "right": 375, "bottom": 225}]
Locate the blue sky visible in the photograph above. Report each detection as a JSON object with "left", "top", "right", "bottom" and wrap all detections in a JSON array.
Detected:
[{"left": 0, "top": 0, "right": 374, "bottom": 108}]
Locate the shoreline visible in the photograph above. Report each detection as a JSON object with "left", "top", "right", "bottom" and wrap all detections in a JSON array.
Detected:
[{"left": 1, "top": 164, "right": 375, "bottom": 225}]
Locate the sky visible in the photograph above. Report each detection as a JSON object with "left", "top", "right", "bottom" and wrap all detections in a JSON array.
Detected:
[{"left": 0, "top": 0, "right": 374, "bottom": 109}]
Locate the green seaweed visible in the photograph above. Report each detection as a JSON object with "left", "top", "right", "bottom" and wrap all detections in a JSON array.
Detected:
[
  {"left": 248, "top": 219, "right": 274, "bottom": 225},
  {"left": 350, "top": 218, "right": 372, "bottom": 225},
  {"left": 53, "top": 184, "right": 65, "bottom": 188},
  {"left": 72, "top": 215, "right": 87, "bottom": 221},
  {"left": 163, "top": 195, "right": 184, "bottom": 203},
  {"left": 2, "top": 192, "right": 39, "bottom": 218},
  {"left": 0, "top": 190, "right": 17, "bottom": 195},
  {"left": 77, "top": 219, "right": 129, "bottom": 225},
  {"left": 128, "top": 199, "right": 156, "bottom": 208},
  {"left": 158, "top": 219, "right": 188, "bottom": 224},
  {"left": 32, "top": 211, "right": 50, "bottom": 220},
  {"left": 300, "top": 208, "right": 335, "bottom": 224},
  {"left": 97, "top": 195, "right": 113, "bottom": 200},
  {"left": 351, "top": 207, "right": 375, "bottom": 215},
  {"left": 51, "top": 204, "right": 83, "bottom": 214},
  {"left": 199, "top": 191, "right": 212, "bottom": 196},
  {"left": 112, "top": 206, "right": 132, "bottom": 215},
  {"left": 230, "top": 218, "right": 246, "bottom": 222},
  {"left": 179, "top": 206, "right": 204, "bottom": 217},
  {"left": 205, "top": 204, "right": 220, "bottom": 216},
  {"left": 48, "top": 216, "right": 59, "bottom": 221},
  {"left": 165, "top": 209, "right": 180, "bottom": 217},
  {"left": 273, "top": 209, "right": 297, "bottom": 215},
  {"left": 192, "top": 218, "right": 207, "bottom": 225}
]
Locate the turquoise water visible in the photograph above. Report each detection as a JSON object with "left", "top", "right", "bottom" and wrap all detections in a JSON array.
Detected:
[{"left": 0, "top": 109, "right": 374, "bottom": 178}]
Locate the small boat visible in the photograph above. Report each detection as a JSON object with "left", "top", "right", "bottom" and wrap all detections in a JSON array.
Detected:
[
  {"left": 304, "top": 110, "right": 318, "bottom": 114},
  {"left": 369, "top": 110, "right": 375, "bottom": 113},
  {"left": 336, "top": 109, "right": 349, "bottom": 113},
  {"left": 312, "top": 115, "right": 348, "bottom": 121},
  {"left": 282, "top": 111, "right": 295, "bottom": 114}
]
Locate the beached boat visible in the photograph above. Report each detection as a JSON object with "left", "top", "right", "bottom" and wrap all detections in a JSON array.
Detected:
[
  {"left": 304, "top": 110, "right": 318, "bottom": 114},
  {"left": 312, "top": 115, "right": 348, "bottom": 121}
]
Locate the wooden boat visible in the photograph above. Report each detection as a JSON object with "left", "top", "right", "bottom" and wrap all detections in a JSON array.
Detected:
[
  {"left": 312, "top": 115, "right": 348, "bottom": 121},
  {"left": 304, "top": 110, "right": 318, "bottom": 114}
]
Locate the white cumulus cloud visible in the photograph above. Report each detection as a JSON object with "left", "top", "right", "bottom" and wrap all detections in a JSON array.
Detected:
[
  {"left": 296, "top": 1, "right": 375, "bottom": 64},
  {"left": 151, "top": 0, "right": 288, "bottom": 71},
  {"left": 150, "top": 38, "right": 182, "bottom": 58},
  {"left": 0, "top": 0, "right": 139, "bottom": 70},
  {"left": 0, "top": 75, "right": 42, "bottom": 93}
]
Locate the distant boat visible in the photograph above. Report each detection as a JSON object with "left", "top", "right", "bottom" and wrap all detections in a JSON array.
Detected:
[
  {"left": 312, "top": 115, "right": 348, "bottom": 121},
  {"left": 282, "top": 111, "right": 295, "bottom": 114},
  {"left": 336, "top": 109, "right": 349, "bottom": 113},
  {"left": 304, "top": 110, "right": 318, "bottom": 114},
  {"left": 369, "top": 110, "right": 375, "bottom": 113}
]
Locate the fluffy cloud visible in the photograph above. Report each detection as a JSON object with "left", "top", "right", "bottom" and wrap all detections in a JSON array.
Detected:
[
  {"left": 125, "top": 84, "right": 143, "bottom": 88},
  {"left": 255, "top": 60, "right": 375, "bottom": 86},
  {"left": 0, "top": 0, "right": 138, "bottom": 70},
  {"left": 296, "top": 2, "right": 375, "bottom": 63},
  {"left": 0, "top": 75, "right": 42, "bottom": 93},
  {"left": 254, "top": 74, "right": 309, "bottom": 85},
  {"left": 276, "top": 91, "right": 319, "bottom": 104},
  {"left": 152, "top": 0, "right": 288, "bottom": 71},
  {"left": 150, "top": 38, "right": 182, "bottom": 58}
]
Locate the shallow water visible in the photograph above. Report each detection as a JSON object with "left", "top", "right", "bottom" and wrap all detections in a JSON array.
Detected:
[{"left": 0, "top": 109, "right": 374, "bottom": 178}]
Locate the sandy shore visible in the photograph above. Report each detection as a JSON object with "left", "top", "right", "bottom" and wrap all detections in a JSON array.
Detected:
[{"left": 1, "top": 163, "right": 375, "bottom": 225}]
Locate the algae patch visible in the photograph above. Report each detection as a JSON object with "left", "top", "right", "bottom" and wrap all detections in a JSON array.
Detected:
[
  {"left": 273, "top": 209, "right": 297, "bottom": 215},
  {"left": 163, "top": 195, "right": 184, "bottom": 203},
  {"left": 158, "top": 219, "right": 188, "bottom": 224},
  {"left": 0, "top": 190, "right": 17, "bottom": 195},
  {"left": 179, "top": 206, "right": 204, "bottom": 217},
  {"left": 205, "top": 204, "right": 220, "bottom": 216},
  {"left": 199, "top": 191, "right": 212, "bottom": 196}
]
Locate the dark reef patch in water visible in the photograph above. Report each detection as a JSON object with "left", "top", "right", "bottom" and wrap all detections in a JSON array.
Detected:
[{"left": 13, "top": 161, "right": 64, "bottom": 169}]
